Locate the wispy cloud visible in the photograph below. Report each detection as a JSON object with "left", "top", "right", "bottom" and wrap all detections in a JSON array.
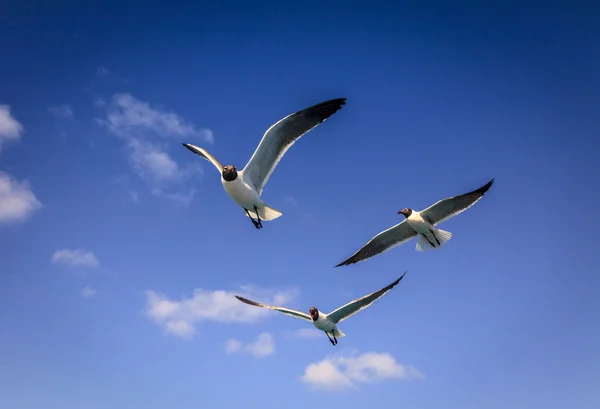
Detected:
[
  {"left": 144, "top": 285, "right": 300, "bottom": 340},
  {"left": 0, "top": 171, "right": 43, "bottom": 224},
  {"left": 48, "top": 104, "right": 74, "bottom": 120},
  {"left": 97, "top": 93, "right": 211, "bottom": 203},
  {"left": 128, "top": 190, "right": 139, "bottom": 203},
  {"left": 284, "top": 196, "right": 298, "bottom": 206},
  {"left": 0, "top": 104, "right": 23, "bottom": 152},
  {"left": 52, "top": 249, "right": 100, "bottom": 269},
  {"left": 97, "top": 66, "right": 110, "bottom": 76},
  {"left": 293, "top": 328, "right": 322, "bottom": 339},
  {"left": 225, "top": 333, "right": 275, "bottom": 358},
  {"left": 81, "top": 286, "right": 97, "bottom": 298},
  {"left": 101, "top": 93, "right": 213, "bottom": 142},
  {"left": 301, "top": 350, "right": 424, "bottom": 392}
]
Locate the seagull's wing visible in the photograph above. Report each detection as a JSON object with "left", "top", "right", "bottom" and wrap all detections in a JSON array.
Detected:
[
  {"left": 327, "top": 271, "right": 407, "bottom": 324},
  {"left": 335, "top": 221, "right": 417, "bottom": 267},
  {"left": 419, "top": 178, "right": 495, "bottom": 226},
  {"left": 241, "top": 98, "right": 347, "bottom": 195},
  {"left": 234, "top": 296, "right": 312, "bottom": 322},
  {"left": 181, "top": 143, "right": 224, "bottom": 173}
]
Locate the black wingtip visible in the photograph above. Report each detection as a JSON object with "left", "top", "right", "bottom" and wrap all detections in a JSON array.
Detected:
[
  {"left": 479, "top": 178, "right": 495, "bottom": 194},
  {"left": 399, "top": 270, "right": 408, "bottom": 281}
]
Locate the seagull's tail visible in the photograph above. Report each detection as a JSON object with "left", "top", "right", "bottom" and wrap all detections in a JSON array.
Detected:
[
  {"left": 247, "top": 203, "right": 283, "bottom": 221},
  {"left": 416, "top": 228, "right": 452, "bottom": 252},
  {"left": 333, "top": 328, "right": 346, "bottom": 338}
]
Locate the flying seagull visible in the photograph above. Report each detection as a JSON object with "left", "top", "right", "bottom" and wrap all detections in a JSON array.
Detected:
[
  {"left": 336, "top": 178, "right": 495, "bottom": 266},
  {"left": 182, "top": 98, "right": 347, "bottom": 229},
  {"left": 234, "top": 272, "right": 407, "bottom": 346}
]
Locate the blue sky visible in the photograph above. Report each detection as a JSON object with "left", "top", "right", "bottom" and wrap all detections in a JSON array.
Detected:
[{"left": 1, "top": 1, "right": 599, "bottom": 408}]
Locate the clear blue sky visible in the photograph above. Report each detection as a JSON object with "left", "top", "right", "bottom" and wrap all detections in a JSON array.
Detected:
[{"left": 1, "top": 1, "right": 599, "bottom": 408}]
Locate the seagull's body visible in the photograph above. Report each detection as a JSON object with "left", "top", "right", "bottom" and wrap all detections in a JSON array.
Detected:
[
  {"left": 182, "top": 97, "right": 347, "bottom": 229},
  {"left": 336, "top": 179, "right": 495, "bottom": 266},
  {"left": 235, "top": 272, "right": 407, "bottom": 346}
]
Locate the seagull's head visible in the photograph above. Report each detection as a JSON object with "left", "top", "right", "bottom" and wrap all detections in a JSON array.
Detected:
[
  {"left": 398, "top": 208, "right": 413, "bottom": 218},
  {"left": 308, "top": 307, "right": 319, "bottom": 321},
  {"left": 222, "top": 165, "right": 238, "bottom": 181}
]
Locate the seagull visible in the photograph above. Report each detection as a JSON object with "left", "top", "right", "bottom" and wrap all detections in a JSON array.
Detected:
[
  {"left": 234, "top": 271, "right": 407, "bottom": 346},
  {"left": 335, "top": 178, "right": 495, "bottom": 266},
  {"left": 181, "top": 98, "right": 347, "bottom": 229}
]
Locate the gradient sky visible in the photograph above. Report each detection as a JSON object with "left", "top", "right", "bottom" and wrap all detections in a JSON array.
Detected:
[{"left": 1, "top": 2, "right": 599, "bottom": 409}]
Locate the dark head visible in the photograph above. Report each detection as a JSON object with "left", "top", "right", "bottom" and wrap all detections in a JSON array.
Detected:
[
  {"left": 398, "top": 208, "right": 413, "bottom": 218},
  {"left": 308, "top": 307, "right": 319, "bottom": 321},
  {"left": 222, "top": 165, "right": 238, "bottom": 182}
]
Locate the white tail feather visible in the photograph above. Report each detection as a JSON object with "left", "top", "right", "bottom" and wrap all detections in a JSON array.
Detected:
[
  {"left": 333, "top": 328, "right": 345, "bottom": 338},
  {"left": 246, "top": 203, "right": 283, "bottom": 221},
  {"left": 416, "top": 228, "right": 453, "bottom": 252}
]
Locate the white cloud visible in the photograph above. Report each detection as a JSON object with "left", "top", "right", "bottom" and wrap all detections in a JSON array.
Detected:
[
  {"left": 301, "top": 351, "right": 424, "bottom": 392},
  {"left": 48, "top": 104, "right": 74, "bottom": 119},
  {"left": 97, "top": 66, "right": 110, "bottom": 76},
  {"left": 0, "top": 104, "right": 23, "bottom": 152},
  {"left": 128, "top": 138, "right": 183, "bottom": 183},
  {"left": 81, "top": 286, "right": 97, "bottom": 298},
  {"left": 52, "top": 249, "right": 100, "bottom": 268},
  {"left": 150, "top": 187, "right": 197, "bottom": 207},
  {"left": 97, "top": 93, "right": 211, "bottom": 200},
  {"left": 293, "top": 328, "right": 322, "bottom": 339},
  {"left": 145, "top": 285, "right": 300, "bottom": 340},
  {"left": 225, "top": 339, "right": 242, "bottom": 354},
  {"left": 102, "top": 93, "right": 213, "bottom": 142},
  {"left": 225, "top": 333, "right": 275, "bottom": 358},
  {"left": 0, "top": 172, "right": 42, "bottom": 224}
]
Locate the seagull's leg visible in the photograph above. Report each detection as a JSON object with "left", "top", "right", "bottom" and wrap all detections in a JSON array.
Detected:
[
  {"left": 326, "top": 332, "right": 335, "bottom": 346},
  {"left": 333, "top": 331, "right": 338, "bottom": 345},
  {"left": 244, "top": 208, "right": 261, "bottom": 229},
  {"left": 253, "top": 205, "right": 263, "bottom": 228},
  {"left": 422, "top": 233, "right": 436, "bottom": 248}
]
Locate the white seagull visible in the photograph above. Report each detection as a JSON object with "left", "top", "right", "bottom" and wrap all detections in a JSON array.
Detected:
[
  {"left": 182, "top": 98, "right": 347, "bottom": 229},
  {"left": 336, "top": 178, "right": 495, "bottom": 266},
  {"left": 234, "top": 272, "right": 407, "bottom": 346}
]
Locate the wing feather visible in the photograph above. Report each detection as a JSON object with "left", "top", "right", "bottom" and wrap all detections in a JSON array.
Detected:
[
  {"left": 234, "top": 296, "right": 312, "bottom": 322},
  {"left": 327, "top": 272, "right": 407, "bottom": 324},
  {"left": 420, "top": 178, "right": 495, "bottom": 225},
  {"left": 241, "top": 98, "right": 347, "bottom": 194},
  {"left": 181, "top": 143, "right": 224, "bottom": 173},
  {"left": 335, "top": 221, "right": 417, "bottom": 267}
]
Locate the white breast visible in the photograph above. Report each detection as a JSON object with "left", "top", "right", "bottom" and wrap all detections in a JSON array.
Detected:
[
  {"left": 222, "top": 177, "right": 261, "bottom": 208},
  {"left": 312, "top": 313, "right": 336, "bottom": 332},
  {"left": 406, "top": 212, "right": 430, "bottom": 234}
]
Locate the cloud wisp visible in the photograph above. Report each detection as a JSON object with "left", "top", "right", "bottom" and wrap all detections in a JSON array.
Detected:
[
  {"left": 225, "top": 333, "right": 275, "bottom": 358},
  {"left": 144, "top": 284, "right": 300, "bottom": 340},
  {"left": 301, "top": 350, "right": 424, "bottom": 392},
  {"left": 0, "top": 171, "right": 43, "bottom": 224},
  {"left": 48, "top": 104, "right": 74, "bottom": 120},
  {"left": 81, "top": 286, "right": 97, "bottom": 298},
  {"left": 97, "top": 93, "right": 212, "bottom": 204},
  {"left": 52, "top": 249, "right": 100, "bottom": 269},
  {"left": 0, "top": 104, "right": 23, "bottom": 152},
  {"left": 0, "top": 106, "right": 43, "bottom": 225}
]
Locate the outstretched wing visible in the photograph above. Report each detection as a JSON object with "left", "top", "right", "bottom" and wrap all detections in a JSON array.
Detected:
[
  {"left": 241, "top": 98, "right": 347, "bottom": 195},
  {"left": 234, "top": 296, "right": 312, "bottom": 322},
  {"left": 420, "top": 178, "right": 495, "bottom": 226},
  {"left": 335, "top": 221, "right": 417, "bottom": 267},
  {"left": 327, "top": 272, "right": 407, "bottom": 324},
  {"left": 181, "top": 143, "right": 224, "bottom": 173}
]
